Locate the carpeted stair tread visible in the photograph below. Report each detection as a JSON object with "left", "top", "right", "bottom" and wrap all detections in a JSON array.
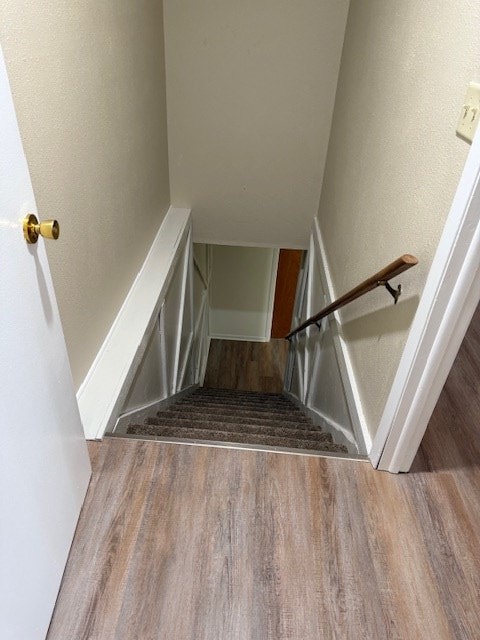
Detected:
[
  {"left": 179, "top": 388, "right": 297, "bottom": 402},
  {"left": 126, "top": 424, "right": 347, "bottom": 452},
  {"left": 149, "top": 411, "right": 318, "bottom": 430},
  {"left": 144, "top": 416, "right": 333, "bottom": 442},
  {"left": 186, "top": 391, "right": 297, "bottom": 409},
  {"left": 125, "top": 386, "right": 349, "bottom": 454},
  {"left": 184, "top": 388, "right": 293, "bottom": 401},
  {"left": 193, "top": 388, "right": 288, "bottom": 401},
  {"left": 163, "top": 404, "right": 311, "bottom": 423},
  {"left": 176, "top": 398, "right": 295, "bottom": 412},
  {"left": 177, "top": 396, "right": 294, "bottom": 410}
]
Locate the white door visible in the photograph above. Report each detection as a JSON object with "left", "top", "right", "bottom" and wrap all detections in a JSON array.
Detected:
[{"left": 0, "top": 47, "right": 91, "bottom": 639}]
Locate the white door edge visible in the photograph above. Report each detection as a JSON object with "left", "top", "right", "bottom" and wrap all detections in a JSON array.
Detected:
[{"left": 371, "top": 129, "right": 480, "bottom": 472}]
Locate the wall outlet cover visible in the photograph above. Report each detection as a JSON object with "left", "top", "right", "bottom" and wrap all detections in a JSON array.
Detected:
[{"left": 456, "top": 81, "right": 480, "bottom": 144}]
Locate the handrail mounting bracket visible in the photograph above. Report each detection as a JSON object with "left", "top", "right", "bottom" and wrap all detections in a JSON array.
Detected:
[{"left": 380, "top": 280, "right": 402, "bottom": 305}]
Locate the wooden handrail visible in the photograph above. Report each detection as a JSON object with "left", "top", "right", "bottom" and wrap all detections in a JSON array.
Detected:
[{"left": 286, "top": 254, "right": 419, "bottom": 340}]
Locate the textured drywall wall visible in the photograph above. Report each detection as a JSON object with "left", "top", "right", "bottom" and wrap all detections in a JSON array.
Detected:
[
  {"left": 0, "top": 1, "right": 170, "bottom": 389},
  {"left": 317, "top": 0, "right": 480, "bottom": 438},
  {"left": 209, "top": 245, "right": 277, "bottom": 341},
  {"left": 163, "top": 0, "right": 350, "bottom": 248}
]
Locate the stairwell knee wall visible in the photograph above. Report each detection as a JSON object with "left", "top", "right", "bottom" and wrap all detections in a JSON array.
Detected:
[{"left": 286, "top": 222, "right": 368, "bottom": 454}]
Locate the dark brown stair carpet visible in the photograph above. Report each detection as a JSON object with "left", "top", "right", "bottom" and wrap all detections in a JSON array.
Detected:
[
  {"left": 145, "top": 412, "right": 316, "bottom": 431},
  {"left": 127, "top": 387, "right": 348, "bottom": 454},
  {"left": 144, "top": 416, "right": 334, "bottom": 442},
  {"left": 164, "top": 404, "right": 311, "bottom": 423},
  {"left": 127, "top": 425, "right": 345, "bottom": 452}
]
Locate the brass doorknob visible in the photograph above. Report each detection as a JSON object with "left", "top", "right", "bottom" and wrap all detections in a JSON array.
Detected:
[{"left": 23, "top": 213, "right": 60, "bottom": 244}]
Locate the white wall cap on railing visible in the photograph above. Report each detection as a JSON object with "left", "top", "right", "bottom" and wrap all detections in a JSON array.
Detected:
[{"left": 77, "top": 207, "right": 191, "bottom": 439}]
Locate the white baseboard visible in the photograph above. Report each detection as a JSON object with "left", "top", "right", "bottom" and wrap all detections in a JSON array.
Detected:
[
  {"left": 113, "top": 384, "right": 198, "bottom": 435},
  {"left": 312, "top": 218, "right": 371, "bottom": 453},
  {"left": 77, "top": 207, "right": 191, "bottom": 439},
  {"left": 284, "top": 390, "right": 358, "bottom": 454}
]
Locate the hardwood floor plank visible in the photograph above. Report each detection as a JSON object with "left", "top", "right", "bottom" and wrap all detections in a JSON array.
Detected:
[
  {"left": 87, "top": 440, "right": 102, "bottom": 468},
  {"left": 204, "top": 339, "right": 288, "bottom": 393},
  {"left": 356, "top": 470, "right": 452, "bottom": 639},
  {"left": 48, "top": 438, "right": 480, "bottom": 639},
  {"left": 48, "top": 440, "right": 159, "bottom": 639},
  {"left": 407, "top": 473, "right": 480, "bottom": 639},
  {"left": 412, "top": 302, "right": 480, "bottom": 473},
  {"left": 49, "top": 305, "right": 480, "bottom": 638}
]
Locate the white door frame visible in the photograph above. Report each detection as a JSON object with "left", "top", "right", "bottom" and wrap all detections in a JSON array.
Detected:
[{"left": 371, "top": 130, "right": 480, "bottom": 472}]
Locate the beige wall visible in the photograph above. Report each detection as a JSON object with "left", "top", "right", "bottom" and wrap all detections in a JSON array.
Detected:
[
  {"left": 209, "top": 245, "right": 278, "bottom": 341},
  {"left": 0, "top": 1, "right": 170, "bottom": 388},
  {"left": 163, "top": 0, "right": 350, "bottom": 249},
  {"left": 317, "top": 0, "right": 480, "bottom": 437}
]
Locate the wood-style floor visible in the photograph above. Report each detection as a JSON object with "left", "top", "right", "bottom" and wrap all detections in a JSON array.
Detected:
[
  {"left": 203, "top": 339, "right": 289, "bottom": 393},
  {"left": 47, "top": 314, "right": 480, "bottom": 639},
  {"left": 412, "top": 301, "right": 480, "bottom": 473}
]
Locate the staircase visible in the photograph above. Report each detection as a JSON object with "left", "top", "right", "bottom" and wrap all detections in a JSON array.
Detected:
[{"left": 126, "top": 387, "right": 348, "bottom": 454}]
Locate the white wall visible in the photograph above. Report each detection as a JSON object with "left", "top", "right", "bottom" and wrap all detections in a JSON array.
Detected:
[
  {"left": 163, "top": 0, "right": 350, "bottom": 248},
  {"left": 0, "top": 1, "right": 170, "bottom": 389},
  {"left": 316, "top": 0, "right": 480, "bottom": 438},
  {"left": 209, "top": 245, "right": 278, "bottom": 341}
]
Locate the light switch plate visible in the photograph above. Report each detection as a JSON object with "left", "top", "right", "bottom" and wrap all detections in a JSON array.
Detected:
[{"left": 456, "top": 82, "right": 480, "bottom": 144}]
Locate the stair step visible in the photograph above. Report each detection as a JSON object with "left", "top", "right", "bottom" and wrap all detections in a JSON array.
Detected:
[
  {"left": 176, "top": 399, "right": 302, "bottom": 414},
  {"left": 151, "top": 410, "right": 314, "bottom": 430},
  {"left": 163, "top": 404, "right": 310, "bottom": 423},
  {"left": 126, "top": 424, "right": 347, "bottom": 453},
  {"left": 124, "top": 386, "right": 349, "bottom": 454},
  {"left": 145, "top": 416, "right": 333, "bottom": 442},
  {"left": 194, "top": 388, "right": 287, "bottom": 401},
  {"left": 179, "top": 394, "right": 293, "bottom": 409}
]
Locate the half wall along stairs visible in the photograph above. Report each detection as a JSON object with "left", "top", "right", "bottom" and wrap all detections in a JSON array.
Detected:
[{"left": 114, "top": 340, "right": 348, "bottom": 455}]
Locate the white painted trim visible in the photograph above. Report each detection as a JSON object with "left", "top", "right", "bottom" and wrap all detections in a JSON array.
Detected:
[
  {"left": 312, "top": 218, "right": 371, "bottom": 453},
  {"left": 373, "top": 129, "right": 480, "bottom": 472},
  {"left": 264, "top": 248, "right": 280, "bottom": 340},
  {"left": 193, "top": 263, "right": 210, "bottom": 384},
  {"left": 194, "top": 291, "right": 208, "bottom": 335},
  {"left": 172, "top": 232, "right": 191, "bottom": 394},
  {"left": 303, "top": 237, "right": 316, "bottom": 404},
  {"left": 77, "top": 207, "right": 191, "bottom": 439},
  {"left": 294, "top": 345, "right": 305, "bottom": 401},
  {"left": 113, "top": 384, "right": 198, "bottom": 434},
  {"left": 159, "top": 308, "right": 169, "bottom": 399},
  {"left": 182, "top": 236, "right": 195, "bottom": 389},
  {"left": 284, "top": 390, "right": 357, "bottom": 453},
  {"left": 193, "top": 255, "right": 209, "bottom": 291},
  {"left": 177, "top": 332, "right": 194, "bottom": 390},
  {"left": 199, "top": 336, "right": 211, "bottom": 386},
  {"left": 193, "top": 237, "right": 308, "bottom": 250},
  {"left": 208, "top": 333, "right": 271, "bottom": 342}
]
